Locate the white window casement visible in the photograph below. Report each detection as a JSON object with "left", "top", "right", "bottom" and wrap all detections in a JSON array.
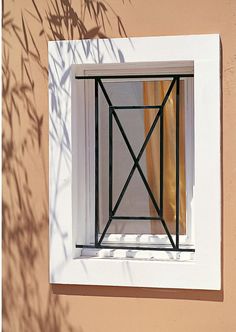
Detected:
[{"left": 49, "top": 34, "right": 221, "bottom": 289}]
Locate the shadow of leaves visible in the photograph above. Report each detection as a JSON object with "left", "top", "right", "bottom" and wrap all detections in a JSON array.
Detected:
[{"left": 2, "top": 0, "right": 129, "bottom": 330}]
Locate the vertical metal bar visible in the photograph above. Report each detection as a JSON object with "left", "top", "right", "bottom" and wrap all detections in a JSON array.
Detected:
[
  {"left": 176, "top": 77, "right": 180, "bottom": 248},
  {"left": 109, "top": 106, "right": 113, "bottom": 220},
  {"left": 95, "top": 79, "right": 99, "bottom": 246},
  {"left": 160, "top": 106, "right": 164, "bottom": 217}
]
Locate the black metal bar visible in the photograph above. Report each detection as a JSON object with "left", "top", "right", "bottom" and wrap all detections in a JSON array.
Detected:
[
  {"left": 160, "top": 101, "right": 164, "bottom": 217},
  {"left": 111, "top": 105, "right": 162, "bottom": 110},
  {"left": 97, "top": 80, "right": 114, "bottom": 245},
  {"left": 112, "top": 216, "right": 163, "bottom": 220},
  {"left": 160, "top": 222, "right": 176, "bottom": 248},
  {"left": 176, "top": 77, "right": 180, "bottom": 249},
  {"left": 109, "top": 105, "right": 113, "bottom": 219},
  {"left": 98, "top": 218, "right": 112, "bottom": 245},
  {"left": 75, "top": 74, "right": 194, "bottom": 80},
  {"left": 95, "top": 79, "right": 99, "bottom": 246},
  {"left": 161, "top": 78, "right": 176, "bottom": 108},
  {"left": 112, "top": 109, "right": 161, "bottom": 216},
  {"left": 97, "top": 79, "right": 112, "bottom": 106},
  {"left": 76, "top": 244, "right": 195, "bottom": 252}
]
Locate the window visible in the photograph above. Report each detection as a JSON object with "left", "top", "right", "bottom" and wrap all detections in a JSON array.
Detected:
[
  {"left": 49, "top": 34, "right": 221, "bottom": 289},
  {"left": 75, "top": 69, "right": 195, "bottom": 258}
]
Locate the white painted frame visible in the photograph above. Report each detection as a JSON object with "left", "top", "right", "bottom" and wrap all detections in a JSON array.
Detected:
[{"left": 49, "top": 34, "right": 221, "bottom": 289}]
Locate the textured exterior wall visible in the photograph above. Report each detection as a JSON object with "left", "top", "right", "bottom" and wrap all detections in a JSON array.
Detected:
[{"left": 2, "top": 0, "right": 236, "bottom": 331}]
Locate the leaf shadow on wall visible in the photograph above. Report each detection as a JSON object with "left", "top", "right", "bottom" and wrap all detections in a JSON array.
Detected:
[{"left": 2, "top": 0, "right": 129, "bottom": 331}]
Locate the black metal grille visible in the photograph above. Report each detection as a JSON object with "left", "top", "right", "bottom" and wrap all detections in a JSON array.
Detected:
[{"left": 75, "top": 74, "right": 195, "bottom": 253}]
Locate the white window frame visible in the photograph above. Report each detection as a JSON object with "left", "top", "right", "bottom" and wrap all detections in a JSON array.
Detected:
[{"left": 49, "top": 34, "right": 221, "bottom": 289}]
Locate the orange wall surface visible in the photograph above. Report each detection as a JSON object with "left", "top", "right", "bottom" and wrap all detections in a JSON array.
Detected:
[{"left": 2, "top": 0, "right": 236, "bottom": 331}]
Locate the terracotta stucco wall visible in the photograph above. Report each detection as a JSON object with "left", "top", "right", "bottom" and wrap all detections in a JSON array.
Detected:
[{"left": 2, "top": 0, "right": 236, "bottom": 331}]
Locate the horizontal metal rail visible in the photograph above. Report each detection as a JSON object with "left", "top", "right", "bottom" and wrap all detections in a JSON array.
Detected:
[
  {"left": 110, "top": 105, "right": 161, "bottom": 110},
  {"left": 112, "top": 216, "right": 163, "bottom": 220},
  {"left": 76, "top": 244, "right": 195, "bottom": 252}
]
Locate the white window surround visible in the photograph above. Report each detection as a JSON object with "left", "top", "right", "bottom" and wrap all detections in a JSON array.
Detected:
[{"left": 49, "top": 34, "right": 221, "bottom": 289}]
